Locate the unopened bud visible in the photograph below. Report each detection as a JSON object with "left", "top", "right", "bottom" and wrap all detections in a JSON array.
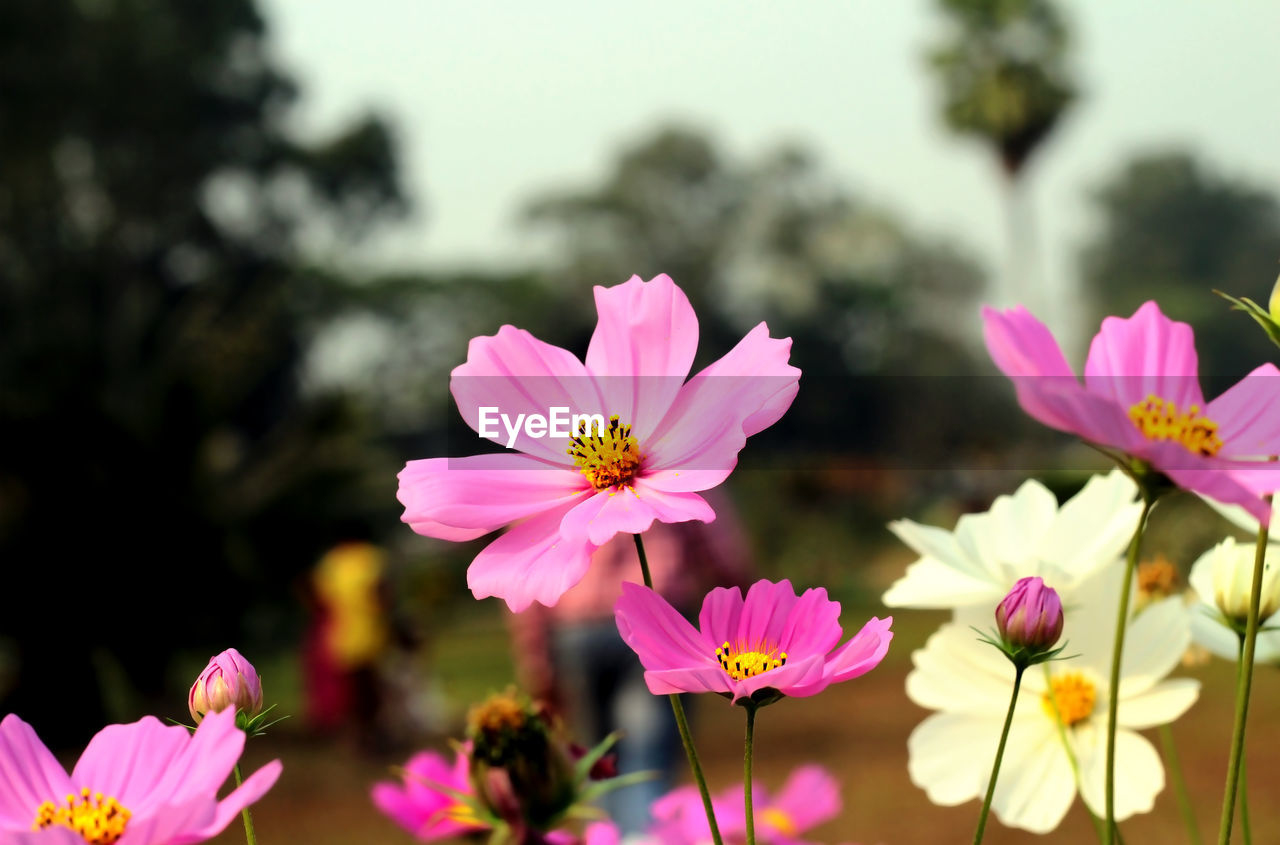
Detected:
[
  {"left": 189, "top": 648, "right": 264, "bottom": 724},
  {"left": 1269, "top": 272, "right": 1280, "bottom": 323},
  {"left": 1203, "top": 538, "right": 1280, "bottom": 623},
  {"left": 995, "top": 576, "right": 1064, "bottom": 653}
]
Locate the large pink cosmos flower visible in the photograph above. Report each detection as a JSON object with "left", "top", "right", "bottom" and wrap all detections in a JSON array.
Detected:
[
  {"left": 650, "top": 765, "right": 841, "bottom": 845},
  {"left": 371, "top": 749, "right": 485, "bottom": 842},
  {"left": 0, "top": 708, "right": 280, "bottom": 845},
  {"left": 984, "top": 301, "right": 1280, "bottom": 522},
  {"left": 615, "top": 579, "right": 893, "bottom": 705},
  {"left": 398, "top": 274, "right": 800, "bottom": 611}
]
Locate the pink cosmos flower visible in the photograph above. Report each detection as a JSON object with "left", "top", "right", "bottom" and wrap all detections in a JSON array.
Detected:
[
  {"left": 0, "top": 708, "right": 280, "bottom": 845},
  {"left": 615, "top": 579, "right": 893, "bottom": 705},
  {"left": 398, "top": 273, "right": 800, "bottom": 611},
  {"left": 984, "top": 301, "right": 1280, "bottom": 522},
  {"left": 371, "top": 748, "right": 485, "bottom": 842},
  {"left": 650, "top": 765, "right": 842, "bottom": 845}
]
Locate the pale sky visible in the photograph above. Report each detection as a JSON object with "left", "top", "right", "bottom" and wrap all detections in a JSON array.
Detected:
[{"left": 262, "top": 0, "right": 1280, "bottom": 354}]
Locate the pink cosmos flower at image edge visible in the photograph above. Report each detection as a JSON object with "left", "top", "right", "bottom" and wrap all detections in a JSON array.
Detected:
[
  {"left": 0, "top": 708, "right": 280, "bottom": 845},
  {"left": 983, "top": 300, "right": 1280, "bottom": 521},
  {"left": 615, "top": 578, "right": 893, "bottom": 704},
  {"left": 397, "top": 273, "right": 801, "bottom": 611}
]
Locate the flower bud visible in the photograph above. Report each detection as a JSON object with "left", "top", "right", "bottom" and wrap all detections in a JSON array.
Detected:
[
  {"left": 1203, "top": 538, "right": 1280, "bottom": 623},
  {"left": 995, "top": 576, "right": 1064, "bottom": 653},
  {"left": 1269, "top": 272, "right": 1280, "bottom": 323},
  {"left": 189, "top": 648, "right": 264, "bottom": 724}
]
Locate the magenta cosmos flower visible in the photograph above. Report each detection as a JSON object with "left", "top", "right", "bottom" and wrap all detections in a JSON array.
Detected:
[
  {"left": 371, "top": 749, "right": 485, "bottom": 842},
  {"left": 984, "top": 301, "right": 1280, "bottom": 521},
  {"left": 398, "top": 274, "right": 800, "bottom": 611},
  {"left": 650, "top": 765, "right": 841, "bottom": 845},
  {"left": 615, "top": 579, "right": 892, "bottom": 705},
  {"left": 0, "top": 708, "right": 280, "bottom": 845}
]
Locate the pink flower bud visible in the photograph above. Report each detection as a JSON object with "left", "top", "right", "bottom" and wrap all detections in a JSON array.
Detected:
[
  {"left": 995, "top": 576, "right": 1064, "bottom": 652},
  {"left": 189, "top": 648, "right": 264, "bottom": 724}
]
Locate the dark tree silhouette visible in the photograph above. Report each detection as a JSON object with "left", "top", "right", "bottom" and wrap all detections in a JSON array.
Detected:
[{"left": 0, "top": 0, "right": 405, "bottom": 741}]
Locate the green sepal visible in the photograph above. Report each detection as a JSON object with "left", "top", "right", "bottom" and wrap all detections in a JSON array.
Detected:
[
  {"left": 972, "top": 626, "right": 1075, "bottom": 671},
  {"left": 572, "top": 731, "right": 621, "bottom": 785},
  {"left": 1215, "top": 289, "right": 1280, "bottom": 350}
]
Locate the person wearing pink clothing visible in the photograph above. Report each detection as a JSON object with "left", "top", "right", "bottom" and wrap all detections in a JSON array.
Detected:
[{"left": 509, "top": 493, "right": 754, "bottom": 835}]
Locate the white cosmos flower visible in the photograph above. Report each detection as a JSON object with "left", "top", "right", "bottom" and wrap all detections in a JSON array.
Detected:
[
  {"left": 905, "top": 564, "right": 1199, "bottom": 834},
  {"left": 884, "top": 470, "right": 1142, "bottom": 611},
  {"left": 1188, "top": 538, "right": 1280, "bottom": 663}
]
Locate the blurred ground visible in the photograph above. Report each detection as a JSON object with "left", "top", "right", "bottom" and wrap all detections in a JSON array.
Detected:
[{"left": 209, "top": 603, "right": 1280, "bottom": 845}]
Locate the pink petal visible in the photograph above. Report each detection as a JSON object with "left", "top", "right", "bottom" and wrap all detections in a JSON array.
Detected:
[
  {"left": 1162, "top": 461, "right": 1274, "bottom": 523},
  {"left": 70, "top": 717, "right": 190, "bottom": 810},
  {"left": 644, "top": 324, "right": 800, "bottom": 486},
  {"left": 466, "top": 501, "right": 597, "bottom": 611},
  {"left": 732, "top": 652, "right": 827, "bottom": 701},
  {"left": 119, "top": 796, "right": 217, "bottom": 845},
  {"left": 642, "top": 665, "right": 736, "bottom": 696},
  {"left": 1208, "top": 363, "right": 1280, "bottom": 457},
  {"left": 450, "top": 325, "right": 602, "bottom": 463},
  {"left": 397, "top": 455, "right": 588, "bottom": 539},
  {"left": 776, "top": 587, "right": 844, "bottom": 658},
  {"left": 615, "top": 582, "right": 718, "bottom": 673},
  {"left": 9, "top": 829, "right": 86, "bottom": 845},
  {"left": 138, "top": 710, "right": 244, "bottom": 812},
  {"left": 1083, "top": 301, "right": 1204, "bottom": 412},
  {"left": 771, "top": 765, "right": 841, "bottom": 833},
  {"left": 184, "top": 759, "right": 282, "bottom": 843},
  {"left": 982, "top": 306, "right": 1075, "bottom": 380},
  {"left": 736, "top": 580, "right": 800, "bottom": 651},
  {"left": 698, "top": 585, "right": 745, "bottom": 650},
  {"left": 585, "top": 274, "right": 699, "bottom": 438},
  {"left": 560, "top": 483, "right": 714, "bottom": 547},
  {"left": 809, "top": 616, "right": 894, "bottom": 690},
  {"left": 0, "top": 715, "right": 71, "bottom": 828}
]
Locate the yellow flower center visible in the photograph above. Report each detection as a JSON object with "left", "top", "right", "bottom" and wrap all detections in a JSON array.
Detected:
[
  {"left": 760, "top": 808, "right": 798, "bottom": 837},
  {"left": 1127, "top": 394, "right": 1222, "bottom": 456},
  {"left": 33, "top": 788, "right": 131, "bottom": 844},
  {"left": 715, "top": 641, "right": 788, "bottom": 681},
  {"left": 567, "top": 415, "right": 643, "bottom": 490},
  {"left": 1042, "top": 672, "right": 1097, "bottom": 727}
]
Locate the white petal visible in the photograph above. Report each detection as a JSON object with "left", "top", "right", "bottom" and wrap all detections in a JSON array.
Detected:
[
  {"left": 1076, "top": 723, "right": 1165, "bottom": 822},
  {"left": 1118, "top": 678, "right": 1200, "bottom": 729},
  {"left": 882, "top": 557, "right": 1000, "bottom": 609},
  {"left": 907, "top": 624, "right": 1028, "bottom": 712},
  {"left": 972, "top": 480, "right": 1059, "bottom": 572},
  {"left": 1038, "top": 470, "right": 1143, "bottom": 581},
  {"left": 1201, "top": 494, "right": 1278, "bottom": 536},
  {"left": 888, "top": 519, "right": 992, "bottom": 583},
  {"left": 1117, "top": 597, "right": 1191, "bottom": 698},
  {"left": 907, "top": 711, "right": 1001, "bottom": 806},
  {"left": 990, "top": 717, "right": 1077, "bottom": 834},
  {"left": 1189, "top": 604, "right": 1241, "bottom": 661}
]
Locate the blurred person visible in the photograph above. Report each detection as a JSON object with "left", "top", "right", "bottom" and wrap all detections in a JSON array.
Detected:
[
  {"left": 509, "top": 492, "right": 753, "bottom": 835},
  {"left": 302, "top": 540, "right": 396, "bottom": 749}
]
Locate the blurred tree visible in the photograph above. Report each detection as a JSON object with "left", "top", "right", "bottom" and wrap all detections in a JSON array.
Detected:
[
  {"left": 520, "top": 124, "right": 1020, "bottom": 472},
  {"left": 0, "top": 0, "right": 406, "bottom": 741},
  {"left": 926, "top": 0, "right": 1077, "bottom": 309},
  {"left": 1082, "top": 151, "right": 1280, "bottom": 383}
]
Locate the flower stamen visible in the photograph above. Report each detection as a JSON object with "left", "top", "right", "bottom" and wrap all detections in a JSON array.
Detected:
[
  {"left": 567, "top": 415, "right": 643, "bottom": 490},
  {"left": 1127, "top": 394, "right": 1223, "bottom": 456},
  {"left": 1042, "top": 672, "right": 1097, "bottom": 727},
  {"left": 33, "top": 787, "right": 131, "bottom": 844},
  {"left": 716, "top": 641, "right": 788, "bottom": 681}
]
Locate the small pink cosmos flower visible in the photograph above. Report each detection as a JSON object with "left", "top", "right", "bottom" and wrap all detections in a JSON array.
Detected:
[
  {"left": 398, "top": 273, "right": 800, "bottom": 611},
  {"left": 984, "top": 301, "right": 1280, "bottom": 522},
  {"left": 0, "top": 708, "right": 280, "bottom": 845},
  {"left": 615, "top": 579, "right": 893, "bottom": 705},
  {"left": 650, "top": 764, "right": 841, "bottom": 845},
  {"left": 371, "top": 748, "right": 485, "bottom": 842}
]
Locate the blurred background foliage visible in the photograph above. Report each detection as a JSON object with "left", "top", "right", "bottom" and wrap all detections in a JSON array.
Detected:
[{"left": 0, "top": 0, "right": 1277, "bottom": 760}]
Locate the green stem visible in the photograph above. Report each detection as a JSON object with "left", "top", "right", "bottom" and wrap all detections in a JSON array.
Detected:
[
  {"left": 234, "top": 764, "right": 258, "bottom": 845},
  {"left": 1216, "top": 500, "right": 1271, "bottom": 845},
  {"left": 744, "top": 703, "right": 757, "bottom": 845},
  {"left": 972, "top": 664, "right": 1024, "bottom": 845},
  {"left": 1240, "top": 755, "right": 1252, "bottom": 845},
  {"left": 634, "top": 533, "right": 723, "bottom": 845},
  {"left": 1160, "top": 723, "right": 1202, "bottom": 845},
  {"left": 1105, "top": 494, "right": 1155, "bottom": 844}
]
